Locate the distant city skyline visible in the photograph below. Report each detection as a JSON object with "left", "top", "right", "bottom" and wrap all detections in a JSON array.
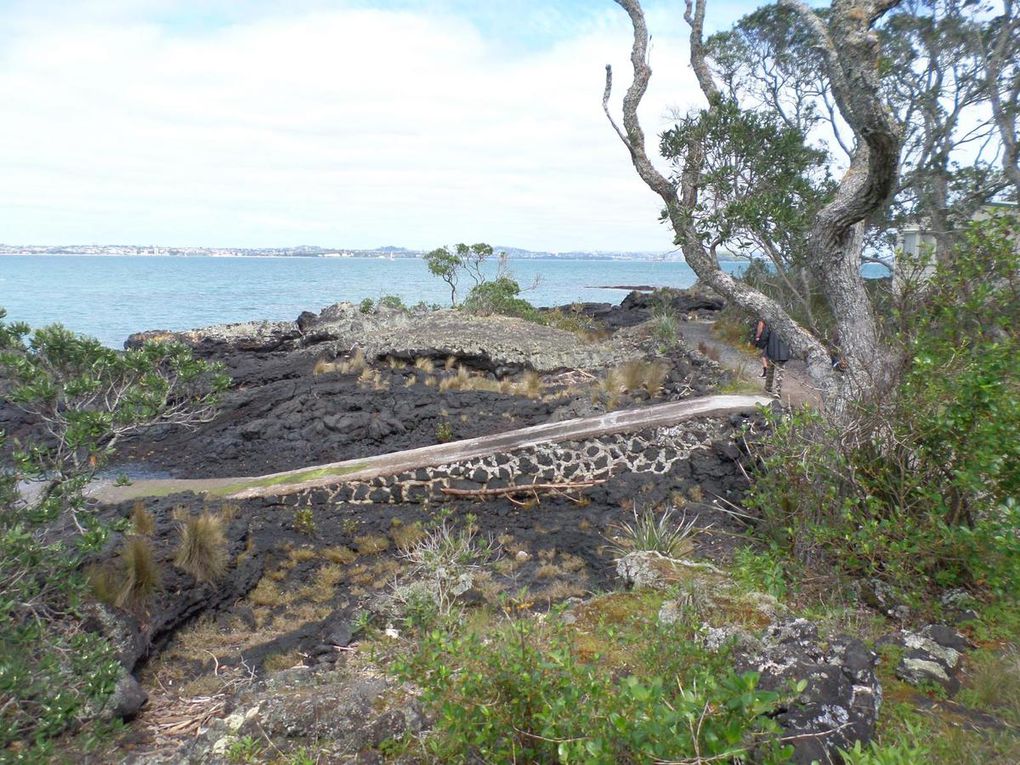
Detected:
[{"left": 0, "top": 0, "right": 761, "bottom": 252}]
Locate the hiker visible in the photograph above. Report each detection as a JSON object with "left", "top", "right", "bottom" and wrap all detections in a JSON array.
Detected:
[{"left": 753, "top": 319, "right": 791, "bottom": 397}]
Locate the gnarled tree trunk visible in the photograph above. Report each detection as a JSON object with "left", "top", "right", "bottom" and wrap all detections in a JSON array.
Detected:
[{"left": 605, "top": 0, "right": 903, "bottom": 413}]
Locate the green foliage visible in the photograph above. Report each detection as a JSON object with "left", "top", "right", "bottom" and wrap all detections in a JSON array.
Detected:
[
  {"left": 434, "top": 420, "right": 453, "bottom": 443},
  {"left": 376, "top": 294, "right": 406, "bottom": 311},
  {"left": 607, "top": 506, "right": 697, "bottom": 559},
  {"left": 425, "top": 242, "right": 496, "bottom": 306},
  {"left": 359, "top": 297, "right": 374, "bottom": 313},
  {"left": 293, "top": 508, "right": 316, "bottom": 537},
  {"left": 226, "top": 735, "right": 263, "bottom": 763},
  {"left": 840, "top": 737, "right": 928, "bottom": 765},
  {"left": 462, "top": 276, "right": 536, "bottom": 318},
  {"left": 747, "top": 217, "right": 1020, "bottom": 601},
  {"left": 393, "top": 618, "right": 791, "bottom": 763},
  {"left": 731, "top": 545, "right": 789, "bottom": 600},
  {"left": 651, "top": 305, "right": 680, "bottom": 352},
  {"left": 0, "top": 309, "right": 229, "bottom": 753}
]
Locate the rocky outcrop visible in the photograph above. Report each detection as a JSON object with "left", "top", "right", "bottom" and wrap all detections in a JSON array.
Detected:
[
  {"left": 134, "top": 664, "right": 424, "bottom": 764},
  {"left": 740, "top": 619, "right": 881, "bottom": 765},
  {"left": 125, "top": 302, "right": 642, "bottom": 374},
  {"left": 883, "top": 624, "right": 970, "bottom": 694}
]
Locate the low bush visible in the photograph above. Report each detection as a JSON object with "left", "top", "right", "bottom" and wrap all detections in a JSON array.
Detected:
[{"left": 393, "top": 618, "right": 791, "bottom": 763}]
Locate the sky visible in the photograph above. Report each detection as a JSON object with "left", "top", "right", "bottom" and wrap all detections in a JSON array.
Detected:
[{"left": 0, "top": 0, "right": 760, "bottom": 252}]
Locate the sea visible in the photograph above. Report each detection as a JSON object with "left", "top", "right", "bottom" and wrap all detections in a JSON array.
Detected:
[{"left": 0, "top": 255, "right": 889, "bottom": 348}]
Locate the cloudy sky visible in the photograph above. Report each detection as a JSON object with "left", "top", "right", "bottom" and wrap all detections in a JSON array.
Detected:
[{"left": 0, "top": 0, "right": 758, "bottom": 252}]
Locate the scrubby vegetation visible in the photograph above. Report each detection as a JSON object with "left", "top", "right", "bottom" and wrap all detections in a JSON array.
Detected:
[
  {"left": 747, "top": 218, "right": 1020, "bottom": 607},
  {"left": 392, "top": 593, "right": 793, "bottom": 764},
  {"left": 0, "top": 310, "right": 228, "bottom": 757}
]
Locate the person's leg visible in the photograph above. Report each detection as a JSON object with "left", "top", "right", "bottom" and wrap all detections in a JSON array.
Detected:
[
  {"left": 764, "top": 360, "right": 775, "bottom": 392},
  {"left": 760, "top": 354, "right": 768, "bottom": 377},
  {"left": 773, "top": 362, "right": 785, "bottom": 398}
]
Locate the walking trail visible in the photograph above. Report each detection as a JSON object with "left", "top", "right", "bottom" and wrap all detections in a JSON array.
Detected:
[{"left": 677, "top": 320, "right": 822, "bottom": 410}]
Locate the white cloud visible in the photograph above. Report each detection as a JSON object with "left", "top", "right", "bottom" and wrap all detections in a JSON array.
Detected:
[{"left": 0, "top": 3, "right": 706, "bottom": 251}]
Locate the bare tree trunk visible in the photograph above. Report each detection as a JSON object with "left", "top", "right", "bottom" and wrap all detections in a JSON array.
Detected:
[
  {"left": 986, "top": 0, "right": 1020, "bottom": 197},
  {"left": 605, "top": 0, "right": 902, "bottom": 412}
]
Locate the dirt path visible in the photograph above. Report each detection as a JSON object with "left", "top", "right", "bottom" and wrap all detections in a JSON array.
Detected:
[
  {"left": 92, "top": 393, "right": 771, "bottom": 503},
  {"left": 678, "top": 320, "right": 822, "bottom": 409}
]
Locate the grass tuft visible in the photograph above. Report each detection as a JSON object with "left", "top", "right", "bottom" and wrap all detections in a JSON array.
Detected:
[
  {"left": 174, "top": 511, "right": 228, "bottom": 583},
  {"left": 608, "top": 506, "right": 698, "bottom": 559},
  {"left": 130, "top": 499, "right": 156, "bottom": 536},
  {"left": 116, "top": 535, "right": 161, "bottom": 609}
]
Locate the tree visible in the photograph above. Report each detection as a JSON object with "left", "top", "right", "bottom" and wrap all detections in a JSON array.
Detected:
[
  {"left": 424, "top": 246, "right": 464, "bottom": 306},
  {"left": 702, "top": 1, "right": 1014, "bottom": 265},
  {"left": 605, "top": 0, "right": 903, "bottom": 410},
  {"left": 981, "top": 0, "right": 1020, "bottom": 198},
  {"left": 424, "top": 243, "right": 508, "bottom": 306},
  {"left": 0, "top": 309, "right": 229, "bottom": 752}
]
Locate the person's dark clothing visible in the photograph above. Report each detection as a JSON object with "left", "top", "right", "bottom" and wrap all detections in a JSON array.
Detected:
[{"left": 765, "top": 329, "right": 790, "bottom": 363}]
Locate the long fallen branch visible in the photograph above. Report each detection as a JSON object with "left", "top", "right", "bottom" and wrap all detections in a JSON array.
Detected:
[{"left": 440, "top": 478, "right": 606, "bottom": 505}]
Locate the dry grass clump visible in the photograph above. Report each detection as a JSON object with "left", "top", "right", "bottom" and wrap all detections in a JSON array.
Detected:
[
  {"left": 601, "top": 360, "right": 668, "bottom": 400},
  {"left": 439, "top": 365, "right": 473, "bottom": 392},
  {"left": 387, "top": 356, "right": 407, "bottom": 370},
  {"left": 174, "top": 511, "right": 228, "bottom": 583},
  {"left": 391, "top": 520, "right": 427, "bottom": 551},
  {"left": 312, "top": 357, "right": 341, "bottom": 376},
  {"left": 130, "top": 500, "right": 156, "bottom": 536},
  {"left": 354, "top": 534, "right": 390, "bottom": 555},
  {"left": 263, "top": 650, "right": 305, "bottom": 673},
  {"left": 249, "top": 577, "right": 290, "bottom": 607},
  {"left": 322, "top": 545, "right": 358, "bottom": 565},
  {"left": 86, "top": 564, "right": 119, "bottom": 605},
  {"left": 444, "top": 356, "right": 457, "bottom": 370},
  {"left": 536, "top": 580, "right": 588, "bottom": 602},
  {"left": 91, "top": 535, "right": 162, "bottom": 609},
  {"left": 117, "top": 535, "right": 161, "bottom": 608},
  {"left": 339, "top": 348, "right": 368, "bottom": 374},
  {"left": 298, "top": 564, "right": 345, "bottom": 603},
  {"left": 519, "top": 370, "right": 543, "bottom": 399},
  {"left": 414, "top": 356, "right": 435, "bottom": 373},
  {"left": 697, "top": 341, "right": 721, "bottom": 362},
  {"left": 288, "top": 546, "right": 318, "bottom": 564}
]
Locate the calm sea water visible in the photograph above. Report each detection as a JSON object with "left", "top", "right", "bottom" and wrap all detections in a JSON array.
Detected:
[
  {"left": 0, "top": 255, "right": 747, "bottom": 348},
  {"left": 1, "top": 255, "right": 889, "bottom": 348}
]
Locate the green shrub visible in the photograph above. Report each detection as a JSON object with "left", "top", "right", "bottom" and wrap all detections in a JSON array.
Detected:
[
  {"left": 293, "top": 508, "right": 316, "bottom": 537},
  {"left": 840, "top": 738, "right": 928, "bottom": 764},
  {"left": 393, "top": 618, "right": 791, "bottom": 763},
  {"left": 376, "top": 294, "right": 407, "bottom": 311},
  {"left": 747, "top": 216, "right": 1020, "bottom": 602},
  {"left": 359, "top": 297, "right": 374, "bottom": 313},
  {"left": 731, "top": 545, "right": 789, "bottom": 600},
  {"left": 607, "top": 506, "right": 697, "bottom": 558},
  {"left": 462, "top": 276, "right": 538, "bottom": 319},
  {"left": 0, "top": 310, "right": 228, "bottom": 754},
  {"left": 435, "top": 420, "right": 454, "bottom": 443}
]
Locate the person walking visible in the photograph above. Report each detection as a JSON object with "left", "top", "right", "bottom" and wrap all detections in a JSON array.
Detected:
[{"left": 754, "top": 319, "right": 791, "bottom": 397}]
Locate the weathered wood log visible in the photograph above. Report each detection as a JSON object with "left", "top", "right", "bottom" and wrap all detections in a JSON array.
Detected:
[{"left": 94, "top": 394, "right": 771, "bottom": 502}]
